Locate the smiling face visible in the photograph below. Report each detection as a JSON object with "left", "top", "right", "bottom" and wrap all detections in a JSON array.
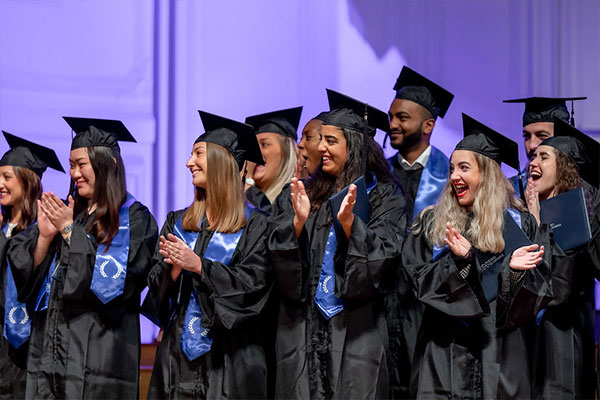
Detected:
[
  {"left": 529, "top": 144, "right": 558, "bottom": 200},
  {"left": 69, "top": 147, "right": 96, "bottom": 199},
  {"left": 298, "top": 119, "right": 323, "bottom": 175},
  {"left": 317, "top": 124, "right": 347, "bottom": 177},
  {"left": 449, "top": 150, "right": 481, "bottom": 210},
  {"left": 388, "top": 98, "right": 433, "bottom": 153},
  {"left": 187, "top": 142, "right": 208, "bottom": 189},
  {"left": 523, "top": 121, "right": 554, "bottom": 160},
  {"left": 253, "top": 132, "right": 283, "bottom": 191},
  {"left": 0, "top": 165, "right": 23, "bottom": 209}
]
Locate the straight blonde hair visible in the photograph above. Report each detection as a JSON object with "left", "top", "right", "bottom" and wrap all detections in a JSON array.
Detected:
[
  {"left": 414, "top": 151, "right": 525, "bottom": 253},
  {"left": 263, "top": 135, "right": 296, "bottom": 203},
  {"left": 182, "top": 142, "right": 246, "bottom": 233}
]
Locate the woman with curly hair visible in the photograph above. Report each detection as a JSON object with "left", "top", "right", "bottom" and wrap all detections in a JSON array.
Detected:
[
  {"left": 268, "top": 91, "right": 406, "bottom": 399},
  {"left": 525, "top": 117, "right": 600, "bottom": 399},
  {"left": 402, "top": 114, "right": 558, "bottom": 399}
]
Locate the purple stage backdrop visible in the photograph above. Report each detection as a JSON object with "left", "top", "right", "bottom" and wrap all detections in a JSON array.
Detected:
[{"left": 1, "top": 0, "right": 599, "bottom": 343}]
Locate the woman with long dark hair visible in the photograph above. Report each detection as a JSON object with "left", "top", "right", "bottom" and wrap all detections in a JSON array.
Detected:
[
  {"left": 402, "top": 114, "right": 558, "bottom": 399},
  {"left": 525, "top": 117, "right": 600, "bottom": 399},
  {"left": 8, "top": 118, "right": 158, "bottom": 399},
  {"left": 0, "top": 132, "right": 63, "bottom": 399},
  {"left": 146, "top": 112, "right": 272, "bottom": 399},
  {"left": 268, "top": 91, "right": 406, "bottom": 399}
]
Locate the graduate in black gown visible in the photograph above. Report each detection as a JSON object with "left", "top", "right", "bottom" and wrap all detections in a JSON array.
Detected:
[
  {"left": 244, "top": 106, "right": 302, "bottom": 214},
  {"left": 0, "top": 132, "right": 63, "bottom": 399},
  {"left": 385, "top": 66, "right": 454, "bottom": 399},
  {"left": 146, "top": 111, "right": 272, "bottom": 399},
  {"left": 8, "top": 117, "right": 158, "bottom": 399},
  {"left": 503, "top": 96, "right": 586, "bottom": 196},
  {"left": 402, "top": 114, "right": 557, "bottom": 399},
  {"left": 524, "top": 117, "right": 600, "bottom": 399},
  {"left": 268, "top": 90, "right": 406, "bottom": 399}
]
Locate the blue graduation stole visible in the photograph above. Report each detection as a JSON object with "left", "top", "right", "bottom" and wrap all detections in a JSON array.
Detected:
[
  {"left": 314, "top": 176, "right": 377, "bottom": 319},
  {"left": 179, "top": 206, "right": 252, "bottom": 361},
  {"left": 412, "top": 147, "right": 448, "bottom": 221},
  {"left": 90, "top": 193, "right": 136, "bottom": 304},
  {"left": 34, "top": 257, "right": 56, "bottom": 312},
  {"left": 432, "top": 209, "right": 524, "bottom": 303},
  {"left": 3, "top": 224, "right": 30, "bottom": 349}
]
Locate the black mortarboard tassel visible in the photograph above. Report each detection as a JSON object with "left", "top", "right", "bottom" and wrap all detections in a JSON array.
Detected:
[
  {"left": 197, "top": 111, "right": 264, "bottom": 170},
  {"left": 540, "top": 117, "right": 600, "bottom": 188},
  {"left": 393, "top": 66, "right": 454, "bottom": 120},
  {"left": 0, "top": 131, "right": 65, "bottom": 177},
  {"left": 503, "top": 96, "right": 587, "bottom": 127},
  {"left": 245, "top": 106, "right": 303, "bottom": 141},
  {"left": 63, "top": 117, "right": 136, "bottom": 152}
]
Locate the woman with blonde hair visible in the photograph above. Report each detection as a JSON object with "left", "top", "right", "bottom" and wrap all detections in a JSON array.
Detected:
[
  {"left": 402, "top": 114, "right": 558, "bottom": 399},
  {"left": 244, "top": 107, "right": 301, "bottom": 211},
  {"left": 146, "top": 111, "right": 272, "bottom": 399},
  {"left": 525, "top": 117, "right": 600, "bottom": 399}
]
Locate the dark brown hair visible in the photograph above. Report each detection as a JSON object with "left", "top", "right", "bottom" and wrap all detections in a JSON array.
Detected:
[
  {"left": 70, "top": 146, "right": 127, "bottom": 248},
  {"left": 552, "top": 148, "right": 595, "bottom": 220},
  {"left": 306, "top": 127, "right": 394, "bottom": 210},
  {"left": 1, "top": 166, "right": 42, "bottom": 233}
]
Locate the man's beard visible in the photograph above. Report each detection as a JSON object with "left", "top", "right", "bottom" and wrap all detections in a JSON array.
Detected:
[{"left": 392, "top": 125, "right": 424, "bottom": 153}]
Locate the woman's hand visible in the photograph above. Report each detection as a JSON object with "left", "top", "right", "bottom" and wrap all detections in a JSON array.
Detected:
[
  {"left": 291, "top": 178, "right": 310, "bottom": 238},
  {"left": 294, "top": 147, "right": 308, "bottom": 179},
  {"left": 444, "top": 222, "right": 472, "bottom": 258},
  {"left": 37, "top": 199, "right": 59, "bottom": 239},
  {"left": 337, "top": 184, "right": 357, "bottom": 239},
  {"left": 509, "top": 244, "right": 544, "bottom": 270},
  {"left": 159, "top": 234, "right": 202, "bottom": 275},
  {"left": 39, "top": 192, "right": 74, "bottom": 233},
  {"left": 526, "top": 178, "right": 541, "bottom": 225}
]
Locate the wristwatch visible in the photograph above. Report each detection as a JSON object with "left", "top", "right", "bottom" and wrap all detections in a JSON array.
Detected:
[
  {"left": 245, "top": 177, "right": 255, "bottom": 187},
  {"left": 62, "top": 223, "right": 73, "bottom": 235}
]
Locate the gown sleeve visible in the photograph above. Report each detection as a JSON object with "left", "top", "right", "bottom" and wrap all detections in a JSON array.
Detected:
[
  {"left": 7, "top": 225, "right": 62, "bottom": 303},
  {"left": 62, "top": 202, "right": 158, "bottom": 321},
  {"left": 144, "top": 210, "right": 182, "bottom": 327},
  {"left": 266, "top": 186, "right": 308, "bottom": 303},
  {"left": 401, "top": 211, "right": 490, "bottom": 318},
  {"left": 333, "top": 182, "right": 406, "bottom": 299},
  {"left": 195, "top": 210, "right": 272, "bottom": 331},
  {"left": 496, "top": 212, "right": 556, "bottom": 330}
]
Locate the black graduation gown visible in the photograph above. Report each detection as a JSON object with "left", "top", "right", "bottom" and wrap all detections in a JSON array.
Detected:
[
  {"left": 268, "top": 181, "right": 406, "bottom": 399},
  {"left": 146, "top": 208, "right": 272, "bottom": 400},
  {"left": 7, "top": 202, "right": 158, "bottom": 400},
  {"left": 0, "top": 229, "right": 27, "bottom": 399},
  {"left": 530, "top": 184, "right": 600, "bottom": 399},
  {"left": 402, "top": 210, "right": 555, "bottom": 399},
  {"left": 387, "top": 155, "right": 425, "bottom": 399}
]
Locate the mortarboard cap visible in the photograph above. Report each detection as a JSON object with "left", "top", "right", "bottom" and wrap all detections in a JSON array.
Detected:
[
  {"left": 313, "top": 112, "right": 329, "bottom": 122},
  {"left": 455, "top": 113, "right": 520, "bottom": 171},
  {"left": 325, "top": 89, "right": 389, "bottom": 136},
  {"left": 0, "top": 131, "right": 65, "bottom": 177},
  {"left": 540, "top": 117, "right": 600, "bottom": 188},
  {"left": 245, "top": 106, "right": 303, "bottom": 141},
  {"left": 393, "top": 66, "right": 454, "bottom": 119},
  {"left": 503, "top": 96, "right": 586, "bottom": 127},
  {"left": 63, "top": 117, "right": 136, "bottom": 152},
  {"left": 197, "top": 111, "right": 264, "bottom": 170}
]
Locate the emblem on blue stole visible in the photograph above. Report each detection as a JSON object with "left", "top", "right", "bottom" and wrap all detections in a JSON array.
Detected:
[
  {"left": 34, "top": 257, "right": 56, "bottom": 312},
  {"left": 90, "top": 193, "right": 136, "bottom": 304},
  {"left": 3, "top": 224, "right": 30, "bottom": 348},
  {"left": 314, "top": 175, "right": 376, "bottom": 319},
  {"left": 178, "top": 206, "right": 252, "bottom": 361}
]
